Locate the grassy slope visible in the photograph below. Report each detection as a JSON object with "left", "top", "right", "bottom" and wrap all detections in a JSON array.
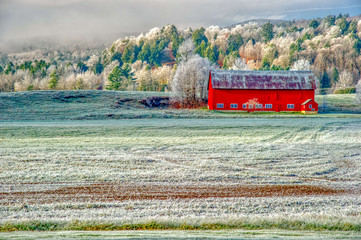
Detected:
[
  {"left": 0, "top": 90, "right": 360, "bottom": 121},
  {"left": 315, "top": 94, "right": 361, "bottom": 113}
]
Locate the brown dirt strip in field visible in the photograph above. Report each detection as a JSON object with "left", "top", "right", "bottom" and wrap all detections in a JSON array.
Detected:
[{"left": 0, "top": 183, "right": 350, "bottom": 205}]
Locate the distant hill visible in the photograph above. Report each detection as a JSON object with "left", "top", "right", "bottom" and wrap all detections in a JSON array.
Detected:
[
  {"left": 0, "top": 31, "right": 140, "bottom": 54},
  {"left": 227, "top": 18, "right": 291, "bottom": 28}
]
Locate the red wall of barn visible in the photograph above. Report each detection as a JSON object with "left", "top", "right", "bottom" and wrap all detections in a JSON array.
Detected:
[
  {"left": 208, "top": 79, "right": 316, "bottom": 112},
  {"left": 301, "top": 99, "right": 318, "bottom": 112}
]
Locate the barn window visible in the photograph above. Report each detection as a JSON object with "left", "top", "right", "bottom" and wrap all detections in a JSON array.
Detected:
[
  {"left": 256, "top": 104, "right": 263, "bottom": 109},
  {"left": 249, "top": 104, "right": 253, "bottom": 109},
  {"left": 230, "top": 103, "right": 238, "bottom": 109},
  {"left": 265, "top": 104, "right": 272, "bottom": 109},
  {"left": 217, "top": 103, "right": 224, "bottom": 108},
  {"left": 242, "top": 104, "right": 247, "bottom": 109},
  {"left": 287, "top": 104, "right": 294, "bottom": 109},
  {"left": 309, "top": 104, "right": 312, "bottom": 108}
]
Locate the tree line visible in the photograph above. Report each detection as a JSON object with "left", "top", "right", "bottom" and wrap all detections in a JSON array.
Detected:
[{"left": 1, "top": 14, "right": 361, "bottom": 95}]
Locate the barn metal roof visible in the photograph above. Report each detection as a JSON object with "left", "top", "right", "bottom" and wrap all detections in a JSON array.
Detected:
[{"left": 210, "top": 70, "right": 317, "bottom": 90}]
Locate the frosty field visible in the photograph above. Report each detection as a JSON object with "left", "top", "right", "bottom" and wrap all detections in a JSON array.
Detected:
[{"left": 0, "top": 117, "right": 361, "bottom": 233}]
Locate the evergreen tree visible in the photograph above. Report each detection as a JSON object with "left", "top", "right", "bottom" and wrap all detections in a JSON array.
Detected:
[
  {"left": 195, "top": 41, "right": 208, "bottom": 57},
  {"left": 331, "top": 68, "right": 339, "bottom": 84},
  {"left": 171, "top": 35, "right": 182, "bottom": 57},
  {"left": 353, "top": 37, "right": 361, "bottom": 54},
  {"left": 289, "top": 38, "right": 304, "bottom": 55},
  {"left": 325, "top": 15, "right": 336, "bottom": 26},
  {"left": 49, "top": 70, "right": 59, "bottom": 90},
  {"left": 121, "top": 44, "right": 135, "bottom": 63},
  {"left": 205, "top": 45, "right": 219, "bottom": 63},
  {"left": 77, "top": 60, "right": 89, "bottom": 72},
  {"left": 93, "top": 58, "right": 104, "bottom": 74},
  {"left": 138, "top": 42, "right": 151, "bottom": 63},
  {"left": 149, "top": 42, "right": 158, "bottom": 65},
  {"left": 262, "top": 22, "right": 274, "bottom": 43},
  {"left": 309, "top": 19, "right": 319, "bottom": 29},
  {"left": 106, "top": 66, "right": 122, "bottom": 90},
  {"left": 106, "top": 64, "right": 135, "bottom": 90},
  {"left": 228, "top": 34, "right": 244, "bottom": 53},
  {"left": 40, "top": 69, "right": 47, "bottom": 78},
  {"left": 320, "top": 71, "right": 331, "bottom": 94},
  {"left": 192, "top": 27, "right": 208, "bottom": 46},
  {"left": 121, "top": 63, "right": 136, "bottom": 89},
  {"left": 111, "top": 52, "right": 123, "bottom": 66},
  {"left": 347, "top": 20, "right": 358, "bottom": 35},
  {"left": 148, "top": 40, "right": 165, "bottom": 66},
  {"left": 4, "top": 62, "right": 15, "bottom": 74},
  {"left": 337, "top": 17, "right": 349, "bottom": 34},
  {"left": 260, "top": 60, "right": 270, "bottom": 70}
]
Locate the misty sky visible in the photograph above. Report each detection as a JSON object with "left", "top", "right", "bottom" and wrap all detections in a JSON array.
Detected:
[{"left": 0, "top": 0, "right": 361, "bottom": 45}]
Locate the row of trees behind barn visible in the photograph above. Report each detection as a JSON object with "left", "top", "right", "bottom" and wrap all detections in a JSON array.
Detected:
[{"left": 1, "top": 14, "right": 361, "bottom": 105}]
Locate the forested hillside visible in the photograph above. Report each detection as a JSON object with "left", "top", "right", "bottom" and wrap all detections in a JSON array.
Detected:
[{"left": 1, "top": 14, "right": 361, "bottom": 93}]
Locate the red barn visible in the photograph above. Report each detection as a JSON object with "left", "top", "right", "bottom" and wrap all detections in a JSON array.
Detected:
[{"left": 208, "top": 70, "right": 318, "bottom": 113}]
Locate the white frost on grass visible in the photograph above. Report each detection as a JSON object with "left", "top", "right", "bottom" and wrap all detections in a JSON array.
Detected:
[
  {"left": 0, "top": 118, "right": 360, "bottom": 226},
  {"left": 1, "top": 195, "right": 360, "bottom": 223},
  {"left": 0, "top": 119, "right": 360, "bottom": 187}
]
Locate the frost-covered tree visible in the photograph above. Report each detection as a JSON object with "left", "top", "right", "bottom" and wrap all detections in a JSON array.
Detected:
[
  {"left": 232, "top": 58, "right": 250, "bottom": 70},
  {"left": 13, "top": 70, "right": 35, "bottom": 91},
  {"left": 356, "top": 78, "right": 361, "bottom": 104},
  {"left": 176, "top": 39, "right": 195, "bottom": 62},
  {"left": 336, "top": 70, "right": 353, "bottom": 90},
  {"left": 135, "top": 65, "right": 152, "bottom": 91},
  {"left": 205, "top": 26, "right": 220, "bottom": 43},
  {"left": 75, "top": 71, "right": 102, "bottom": 89},
  {"left": 152, "top": 65, "right": 174, "bottom": 91},
  {"left": 57, "top": 74, "right": 77, "bottom": 90},
  {"left": 261, "top": 44, "right": 278, "bottom": 68},
  {"left": 290, "top": 59, "right": 311, "bottom": 71},
  {"left": 171, "top": 55, "right": 214, "bottom": 107}
]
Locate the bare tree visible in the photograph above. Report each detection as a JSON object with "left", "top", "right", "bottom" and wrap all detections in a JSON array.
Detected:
[
  {"left": 171, "top": 55, "right": 215, "bottom": 107},
  {"left": 356, "top": 78, "right": 361, "bottom": 104},
  {"left": 336, "top": 70, "right": 353, "bottom": 90},
  {"left": 290, "top": 59, "right": 311, "bottom": 71},
  {"left": 176, "top": 39, "right": 195, "bottom": 62},
  {"left": 232, "top": 58, "right": 250, "bottom": 70}
]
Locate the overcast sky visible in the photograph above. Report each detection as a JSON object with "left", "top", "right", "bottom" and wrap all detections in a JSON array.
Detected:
[{"left": 0, "top": 0, "right": 360, "bottom": 46}]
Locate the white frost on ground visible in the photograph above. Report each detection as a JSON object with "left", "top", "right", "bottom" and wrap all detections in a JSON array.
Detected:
[
  {"left": 1, "top": 195, "right": 361, "bottom": 223},
  {"left": 0, "top": 118, "right": 360, "bottom": 225}
]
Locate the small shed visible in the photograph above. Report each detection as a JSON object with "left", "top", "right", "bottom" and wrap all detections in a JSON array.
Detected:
[
  {"left": 208, "top": 70, "right": 318, "bottom": 113},
  {"left": 301, "top": 99, "right": 318, "bottom": 113}
]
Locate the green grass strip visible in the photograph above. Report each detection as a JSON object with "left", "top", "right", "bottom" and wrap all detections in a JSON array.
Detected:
[{"left": 1, "top": 220, "right": 360, "bottom": 232}]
